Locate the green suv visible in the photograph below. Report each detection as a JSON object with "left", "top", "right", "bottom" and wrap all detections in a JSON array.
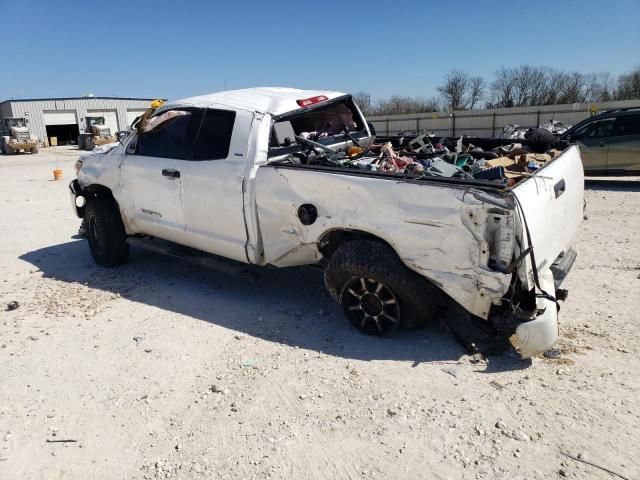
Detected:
[{"left": 561, "top": 107, "right": 640, "bottom": 175}]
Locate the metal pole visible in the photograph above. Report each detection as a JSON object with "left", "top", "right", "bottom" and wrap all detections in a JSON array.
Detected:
[{"left": 491, "top": 112, "right": 496, "bottom": 137}]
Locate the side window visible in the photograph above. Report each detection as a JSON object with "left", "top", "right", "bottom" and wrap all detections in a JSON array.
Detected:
[
  {"left": 137, "top": 109, "right": 197, "bottom": 159},
  {"left": 615, "top": 115, "right": 640, "bottom": 136},
  {"left": 574, "top": 118, "right": 616, "bottom": 140},
  {"left": 193, "top": 109, "right": 236, "bottom": 160}
]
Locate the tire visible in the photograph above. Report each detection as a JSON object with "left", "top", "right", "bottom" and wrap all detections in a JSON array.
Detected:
[
  {"left": 4, "top": 144, "right": 15, "bottom": 155},
  {"left": 85, "top": 137, "right": 95, "bottom": 151},
  {"left": 85, "top": 197, "right": 129, "bottom": 267},
  {"left": 31, "top": 146, "right": 39, "bottom": 154},
  {"left": 324, "top": 239, "right": 439, "bottom": 335},
  {"left": 0, "top": 141, "right": 5, "bottom": 154}
]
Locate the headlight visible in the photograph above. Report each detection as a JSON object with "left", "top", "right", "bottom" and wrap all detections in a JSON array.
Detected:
[{"left": 74, "top": 160, "right": 83, "bottom": 174}]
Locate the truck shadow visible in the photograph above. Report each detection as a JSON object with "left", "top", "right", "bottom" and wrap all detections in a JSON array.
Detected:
[{"left": 20, "top": 239, "right": 530, "bottom": 372}]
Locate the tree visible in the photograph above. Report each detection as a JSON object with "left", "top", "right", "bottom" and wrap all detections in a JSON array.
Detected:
[
  {"left": 489, "top": 67, "right": 516, "bottom": 108},
  {"left": 369, "top": 95, "right": 439, "bottom": 115},
  {"left": 615, "top": 67, "right": 640, "bottom": 100},
  {"left": 351, "top": 91, "right": 372, "bottom": 115},
  {"left": 437, "top": 70, "right": 471, "bottom": 110},
  {"left": 468, "top": 76, "right": 485, "bottom": 109}
]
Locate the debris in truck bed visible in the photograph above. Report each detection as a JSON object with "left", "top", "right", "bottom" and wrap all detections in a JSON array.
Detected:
[
  {"left": 499, "top": 119, "right": 572, "bottom": 140},
  {"left": 271, "top": 126, "right": 563, "bottom": 188}
]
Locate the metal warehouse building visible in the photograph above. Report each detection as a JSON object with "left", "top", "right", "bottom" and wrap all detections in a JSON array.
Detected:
[{"left": 0, "top": 96, "right": 156, "bottom": 146}]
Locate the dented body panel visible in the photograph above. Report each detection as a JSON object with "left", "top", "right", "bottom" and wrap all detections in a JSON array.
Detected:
[{"left": 253, "top": 166, "right": 513, "bottom": 319}]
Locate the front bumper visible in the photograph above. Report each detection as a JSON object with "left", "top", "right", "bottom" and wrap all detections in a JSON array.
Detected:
[
  {"left": 510, "top": 269, "right": 558, "bottom": 358},
  {"left": 69, "top": 180, "right": 85, "bottom": 218},
  {"left": 10, "top": 140, "right": 37, "bottom": 150}
]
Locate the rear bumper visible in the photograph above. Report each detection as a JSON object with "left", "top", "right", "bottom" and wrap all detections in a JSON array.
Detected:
[
  {"left": 510, "top": 269, "right": 558, "bottom": 358},
  {"left": 550, "top": 247, "right": 577, "bottom": 289}
]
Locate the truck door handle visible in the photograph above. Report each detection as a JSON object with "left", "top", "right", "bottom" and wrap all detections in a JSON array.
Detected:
[
  {"left": 161, "top": 169, "right": 180, "bottom": 179},
  {"left": 554, "top": 179, "right": 566, "bottom": 198}
]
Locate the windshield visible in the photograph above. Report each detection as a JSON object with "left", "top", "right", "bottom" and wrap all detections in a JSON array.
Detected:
[{"left": 7, "top": 118, "right": 26, "bottom": 128}]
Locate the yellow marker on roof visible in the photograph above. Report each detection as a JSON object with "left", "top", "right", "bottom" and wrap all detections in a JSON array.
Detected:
[{"left": 151, "top": 99, "right": 165, "bottom": 109}]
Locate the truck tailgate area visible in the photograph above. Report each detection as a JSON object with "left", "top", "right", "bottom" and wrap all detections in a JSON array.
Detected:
[{"left": 511, "top": 145, "right": 584, "bottom": 290}]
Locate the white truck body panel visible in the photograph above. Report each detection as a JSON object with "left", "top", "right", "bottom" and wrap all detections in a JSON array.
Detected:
[
  {"left": 512, "top": 146, "right": 584, "bottom": 290},
  {"left": 254, "top": 166, "right": 513, "bottom": 319}
]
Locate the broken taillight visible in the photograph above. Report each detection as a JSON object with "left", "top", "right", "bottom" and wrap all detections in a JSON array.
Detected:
[{"left": 296, "top": 95, "right": 328, "bottom": 107}]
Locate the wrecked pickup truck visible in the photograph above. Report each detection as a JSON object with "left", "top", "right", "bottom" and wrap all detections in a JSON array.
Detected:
[{"left": 69, "top": 87, "right": 584, "bottom": 357}]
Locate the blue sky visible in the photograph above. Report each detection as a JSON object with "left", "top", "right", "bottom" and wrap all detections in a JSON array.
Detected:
[{"left": 1, "top": 0, "right": 638, "bottom": 102}]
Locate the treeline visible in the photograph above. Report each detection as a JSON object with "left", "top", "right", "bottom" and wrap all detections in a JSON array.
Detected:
[{"left": 355, "top": 65, "right": 640, "bottom": 116}]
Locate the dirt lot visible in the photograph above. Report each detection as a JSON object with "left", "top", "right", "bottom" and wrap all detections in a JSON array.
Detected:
[{"left": 0, "top": 147, "right": 639, "bottom": 480}]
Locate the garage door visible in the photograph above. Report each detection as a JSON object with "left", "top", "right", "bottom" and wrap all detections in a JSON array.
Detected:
[
  {"left": 127, "top": 109, "right": 146, "bottom": 128},
  {"left": 87, "top": 110, "right": 119, "bottom": 135},
  {"left": 43, "top": 111, "right": 77, "bottom": 125}
]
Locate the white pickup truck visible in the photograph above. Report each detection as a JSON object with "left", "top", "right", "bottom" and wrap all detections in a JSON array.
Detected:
[{"left": 70, "top": 87, "right": 584, "bottom": 357}]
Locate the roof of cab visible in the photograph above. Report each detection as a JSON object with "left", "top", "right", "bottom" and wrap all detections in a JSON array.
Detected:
[{"left": 166, "top": 87, "right": 346, "bottom": 116}]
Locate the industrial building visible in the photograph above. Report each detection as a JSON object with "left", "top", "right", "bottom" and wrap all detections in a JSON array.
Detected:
[{"left": 0, "top": 96, "right": 157, "bottom": 146}]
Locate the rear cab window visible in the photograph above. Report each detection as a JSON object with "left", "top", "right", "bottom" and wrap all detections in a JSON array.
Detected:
[{"left": 268, "top": 96, "right": 367, "bottom": 159}]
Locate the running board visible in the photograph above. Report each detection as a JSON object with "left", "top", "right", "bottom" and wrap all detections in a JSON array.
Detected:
[{"left": 127, "top": 236, "right": 261, "bottom": 283}]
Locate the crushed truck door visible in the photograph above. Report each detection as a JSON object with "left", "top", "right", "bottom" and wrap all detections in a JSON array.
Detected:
[{"left": 511, "top": 145, "right": 584, "bottom": 290}]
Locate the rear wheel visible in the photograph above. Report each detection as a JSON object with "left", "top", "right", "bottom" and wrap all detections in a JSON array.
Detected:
[
  {"left": 31, "top": 146, "right": 39, "bottom": 154},
  {"left": 324, "top": 239, "right": 439, "bottom": 336},
  {"left": 85, "top": 137, "right": 95, "bottom": 151},
  {"left": 85, "top": 197, "right": 129, "bottom": 266}
]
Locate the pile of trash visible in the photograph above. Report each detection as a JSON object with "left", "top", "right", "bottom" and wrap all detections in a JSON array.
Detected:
[
  {"left": 499, "top": 119, "right": 572, "bottom": 139},
  {"left": 332, "top": 128, "right": 562, "bottom": 187}
]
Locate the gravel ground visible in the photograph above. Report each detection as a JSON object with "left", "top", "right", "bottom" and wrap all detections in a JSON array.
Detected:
[{"left": 0, "top": 147, "right": 639, "bottom": 480}]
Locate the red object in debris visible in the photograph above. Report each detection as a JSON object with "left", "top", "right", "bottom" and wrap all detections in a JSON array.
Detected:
[{"left": 296, "top": 95, "right": 328, "bottom": 107}]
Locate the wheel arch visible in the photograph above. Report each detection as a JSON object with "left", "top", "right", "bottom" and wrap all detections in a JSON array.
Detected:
[
  {"left": 79, "top": 184, "right": 121, "bottom": 219},
  {"left": 318, "top": 228, "right": 396, "bottom": 261}
]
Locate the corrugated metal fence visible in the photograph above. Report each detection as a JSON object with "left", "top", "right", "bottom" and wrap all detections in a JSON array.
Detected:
[{"left": 367, "top": 99, "right": 640, "bottom": 137}]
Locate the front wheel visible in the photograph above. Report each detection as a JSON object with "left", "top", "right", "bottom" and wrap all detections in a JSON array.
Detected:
[
  {"left": 85, "top": 197, "right": 129, "bottom": 266},
  {"left": 324, "top": 239, "right": 439, "bottom": 336}
]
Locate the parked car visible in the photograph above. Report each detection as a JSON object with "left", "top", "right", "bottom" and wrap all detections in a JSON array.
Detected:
[
  {"left": 69, "top": 87, "right": 585, "bottom": 358},
  {"left": 560, "top": 107, "right": 640, "bottom": 175}
]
